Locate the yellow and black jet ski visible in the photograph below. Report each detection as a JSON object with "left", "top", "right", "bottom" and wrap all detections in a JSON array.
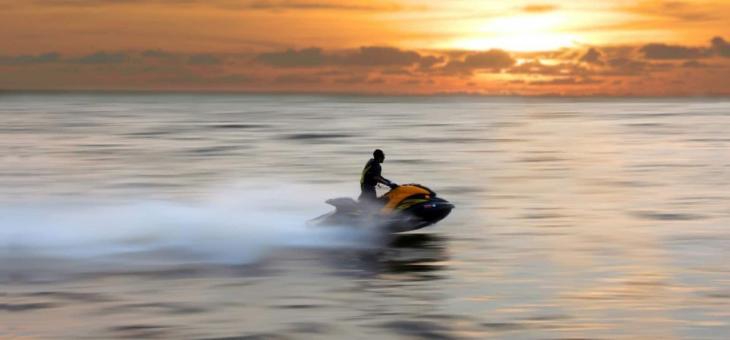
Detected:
[{"left": 310, "top": 184, "right": 454, "bottom": 233}]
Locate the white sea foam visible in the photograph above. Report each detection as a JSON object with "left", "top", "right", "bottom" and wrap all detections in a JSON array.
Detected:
[{"left": 1, "top": 182, "right": 377, "bottom": 268}]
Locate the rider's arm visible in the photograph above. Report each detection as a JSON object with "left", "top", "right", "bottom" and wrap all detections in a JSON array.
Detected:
[
  {"left": 373, "top": 163, "right": 397, "bottom": 188},
  {"left": 376, "top": 176, "right": 398, "bottom": 188},
  {"left": 375, "top": 175, "right": 392, "bottom": 186}
]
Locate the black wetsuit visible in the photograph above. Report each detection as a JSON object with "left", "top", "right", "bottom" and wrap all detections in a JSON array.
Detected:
[{"left": 359, "top": 158, "right": 389, "bottom": 202}]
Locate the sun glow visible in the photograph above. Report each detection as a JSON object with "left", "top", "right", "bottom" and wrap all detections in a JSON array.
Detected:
[
  {"left": 450, "top": 34, "right": 577, "bottom": 52},
  {"left": 447, "top": 13, "right": 581, "bottom": 52}
]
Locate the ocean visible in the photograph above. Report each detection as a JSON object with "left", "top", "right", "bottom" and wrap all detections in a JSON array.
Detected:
[{"left": 2, "top": 93, "right": 729, "bottom": 339}]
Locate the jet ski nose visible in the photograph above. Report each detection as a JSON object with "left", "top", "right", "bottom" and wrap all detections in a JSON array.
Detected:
[
  {"left": 426, "top": 201, "right": 453, "bottom": 209},
  {"left": 414, "top": 197, "right": 453, "bottom": 225}
]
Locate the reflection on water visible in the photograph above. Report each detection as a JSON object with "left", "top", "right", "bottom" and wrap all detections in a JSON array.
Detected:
[
  {"left": 3, "top": 234, "right": 453, "bottom": 339},
  {"left": 325, "top": 233, "right": 449, "bottom": 281},
  {"left": 1, "top": 94, "right": 729, "bottom": 339}
]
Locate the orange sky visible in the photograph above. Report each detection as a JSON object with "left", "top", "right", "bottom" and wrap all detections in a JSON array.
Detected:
[{"left": 0, "top": 0, "right": 728, "bottom": 95}]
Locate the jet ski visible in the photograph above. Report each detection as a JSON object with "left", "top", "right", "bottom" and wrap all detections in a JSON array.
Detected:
[{"left": 309, "top": 184, "right": 454, "bottom": 233}]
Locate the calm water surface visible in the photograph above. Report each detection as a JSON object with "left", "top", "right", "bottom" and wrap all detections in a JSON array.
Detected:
[{"left": 1, "top": 94, "right": 729, "bottom": 339}]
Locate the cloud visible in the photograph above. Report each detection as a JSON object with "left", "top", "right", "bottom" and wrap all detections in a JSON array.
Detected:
[
  {"left": 188, "top": 54, "right": 222, "bottom": 65},
  {"left": 256, "top": 48, "right": 327, "bottom": 67},
  {"left": 463, "top": 50, "right": 515, "bottom": 68},
  {"left": 528, "top": 77, "right": 602, "bottom": 86},
  {"left": 639, "top": 43, "right": 706, "bottom": 59},
  {"left": 141, "top": 50, "right": 178, "bottom": 60},
  {"left": 638, "top": 37, "right": 730, "bottom": 60},
  {"left": 2, "top": 49, "right": 234, "bottom": 68},
  {"left": 367, "top": 77, "right": 385, "bottom": 84},
  {"left": 508, "top": 60, "right": 588, "bottom": 76},
  {"left": 1, "top": 36, "right": 729, "bottom": 95},
  {"left": 521, "top": 4, "right": 558, "bottom": 13},
  {"left": 380, "top": 68, "right": 414, "bottom": 76},
  {"left": 508, "top": 43, "right": 718, "bottom": 78},
  {"left": 711, "top": 37, "right": 730, "bottom": 57},
  {"left": 682, "top": 60, "right": 709, "bottom": 68},
  {"left": 205, "top": 74, "right": 258, "bottom": 84},
  {"left": 274, "top": 73, "right": 322, "bottom": 84},
  {"left": 255, "top": 46, "right": 440, "bottom": 69},
  {"left": 73, "top": 51, "right": 130, "bottom": 64},
  {"left": 507, "top": 53, "right": 654, "bottom": 79},
  {"left": 579, "top": 48, "right": 603, "bottom": 65},
  {"left": 328, "top": 74, "right": 385, "bottom": 85},
  {"left": 339, "top": 46, "right": 421, "bottom": 66},
  {"left": 156, "top": 71, "right": 258, "bottom": 86},
  {"left": 441, "top": 49, "right": 515, "bottom": 75},
  {"left": 417, "top": 55, "right": 445, "bottom": 69},
  {"left": 603, "top": 57, "right": 648, "bottom": 76},
  {"left": 334, "top": 75, "right": 368, "bottom": 84},
  {"left": 0, "top": 52, "right": 61, "bottom": 64}
]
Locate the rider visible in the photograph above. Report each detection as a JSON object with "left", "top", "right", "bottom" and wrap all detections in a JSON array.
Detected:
[{"left": 359, "top": 149, "right": 398, "bottom": 202}]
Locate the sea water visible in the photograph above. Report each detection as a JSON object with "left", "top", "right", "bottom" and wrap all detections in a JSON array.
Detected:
[{"left": 1, "top": 93, "right": 729, "bottom": 338}]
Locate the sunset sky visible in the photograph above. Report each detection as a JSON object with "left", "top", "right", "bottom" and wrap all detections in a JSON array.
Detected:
[{"left": 1, "top": 0, "right": 728, "bottom": 95}]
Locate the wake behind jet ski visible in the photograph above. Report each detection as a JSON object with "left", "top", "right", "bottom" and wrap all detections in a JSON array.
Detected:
[{"left": 309, "top": 184, "right": 454, "bottom": 233}]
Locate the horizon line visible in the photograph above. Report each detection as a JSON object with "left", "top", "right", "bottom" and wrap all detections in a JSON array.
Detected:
[{"left": 2, "top": 89, "right": 729, "bottom": 99}]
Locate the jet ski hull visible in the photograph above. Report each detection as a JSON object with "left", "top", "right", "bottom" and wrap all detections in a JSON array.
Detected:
[
  {"left": 393, "top": 197, "right": 453, "bottom": 230},
  {"left": 310, "top": 185, "right": 454, "bottom": 233}
]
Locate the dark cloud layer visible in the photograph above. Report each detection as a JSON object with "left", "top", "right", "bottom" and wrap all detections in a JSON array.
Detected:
[
  {"left": 441, "top": 49, "right": 516, "bottom": 75},
  {"left": 528, "top": 77, "right": 602, "bottom": 86},
  {"left": 640, "top": 43, "right": 706, "bottom": 59},
  {"left": 640, "top": 37, "right": 730, "bottom": 59},
  {"left": 0, "top": 52, "right": 60, "bottom": 64},
  {"left": 341, "top": 46, "right": 421, "bottom": 66},
  {"left": 580, "top": 48, "right": 603, "bottom": 65},
  {"left": 711, "top": 37, "right": 730, "bottom": 57},
  {"left": 255, "top": 48, "right": 328, "bottom": 67},
  {"left": 509, "top": 60, "right": 588, "bottom": 76},
  {"left": 274, "top": 73, "right": 322, "bottom": 84},
  {"left": 73, "top": 51, "right": 129, "bottom": 64},
  {"left": 604, "top": 57, "right": 649, "bottom": 76},
  {"left": 255, "top": 46, "right": 440, "bottom": 68},
  {"left": 1, "top": 36, "right": 728, "bottom": 94},
  {"left": 141, "top": 50, "right": 178, "bottom": 60},
  {"left": 682, "top": 60, "right": 709, "bottom": 68},
  {"left": 188, "top": 54, "right": 222, "bottom": 65}
]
